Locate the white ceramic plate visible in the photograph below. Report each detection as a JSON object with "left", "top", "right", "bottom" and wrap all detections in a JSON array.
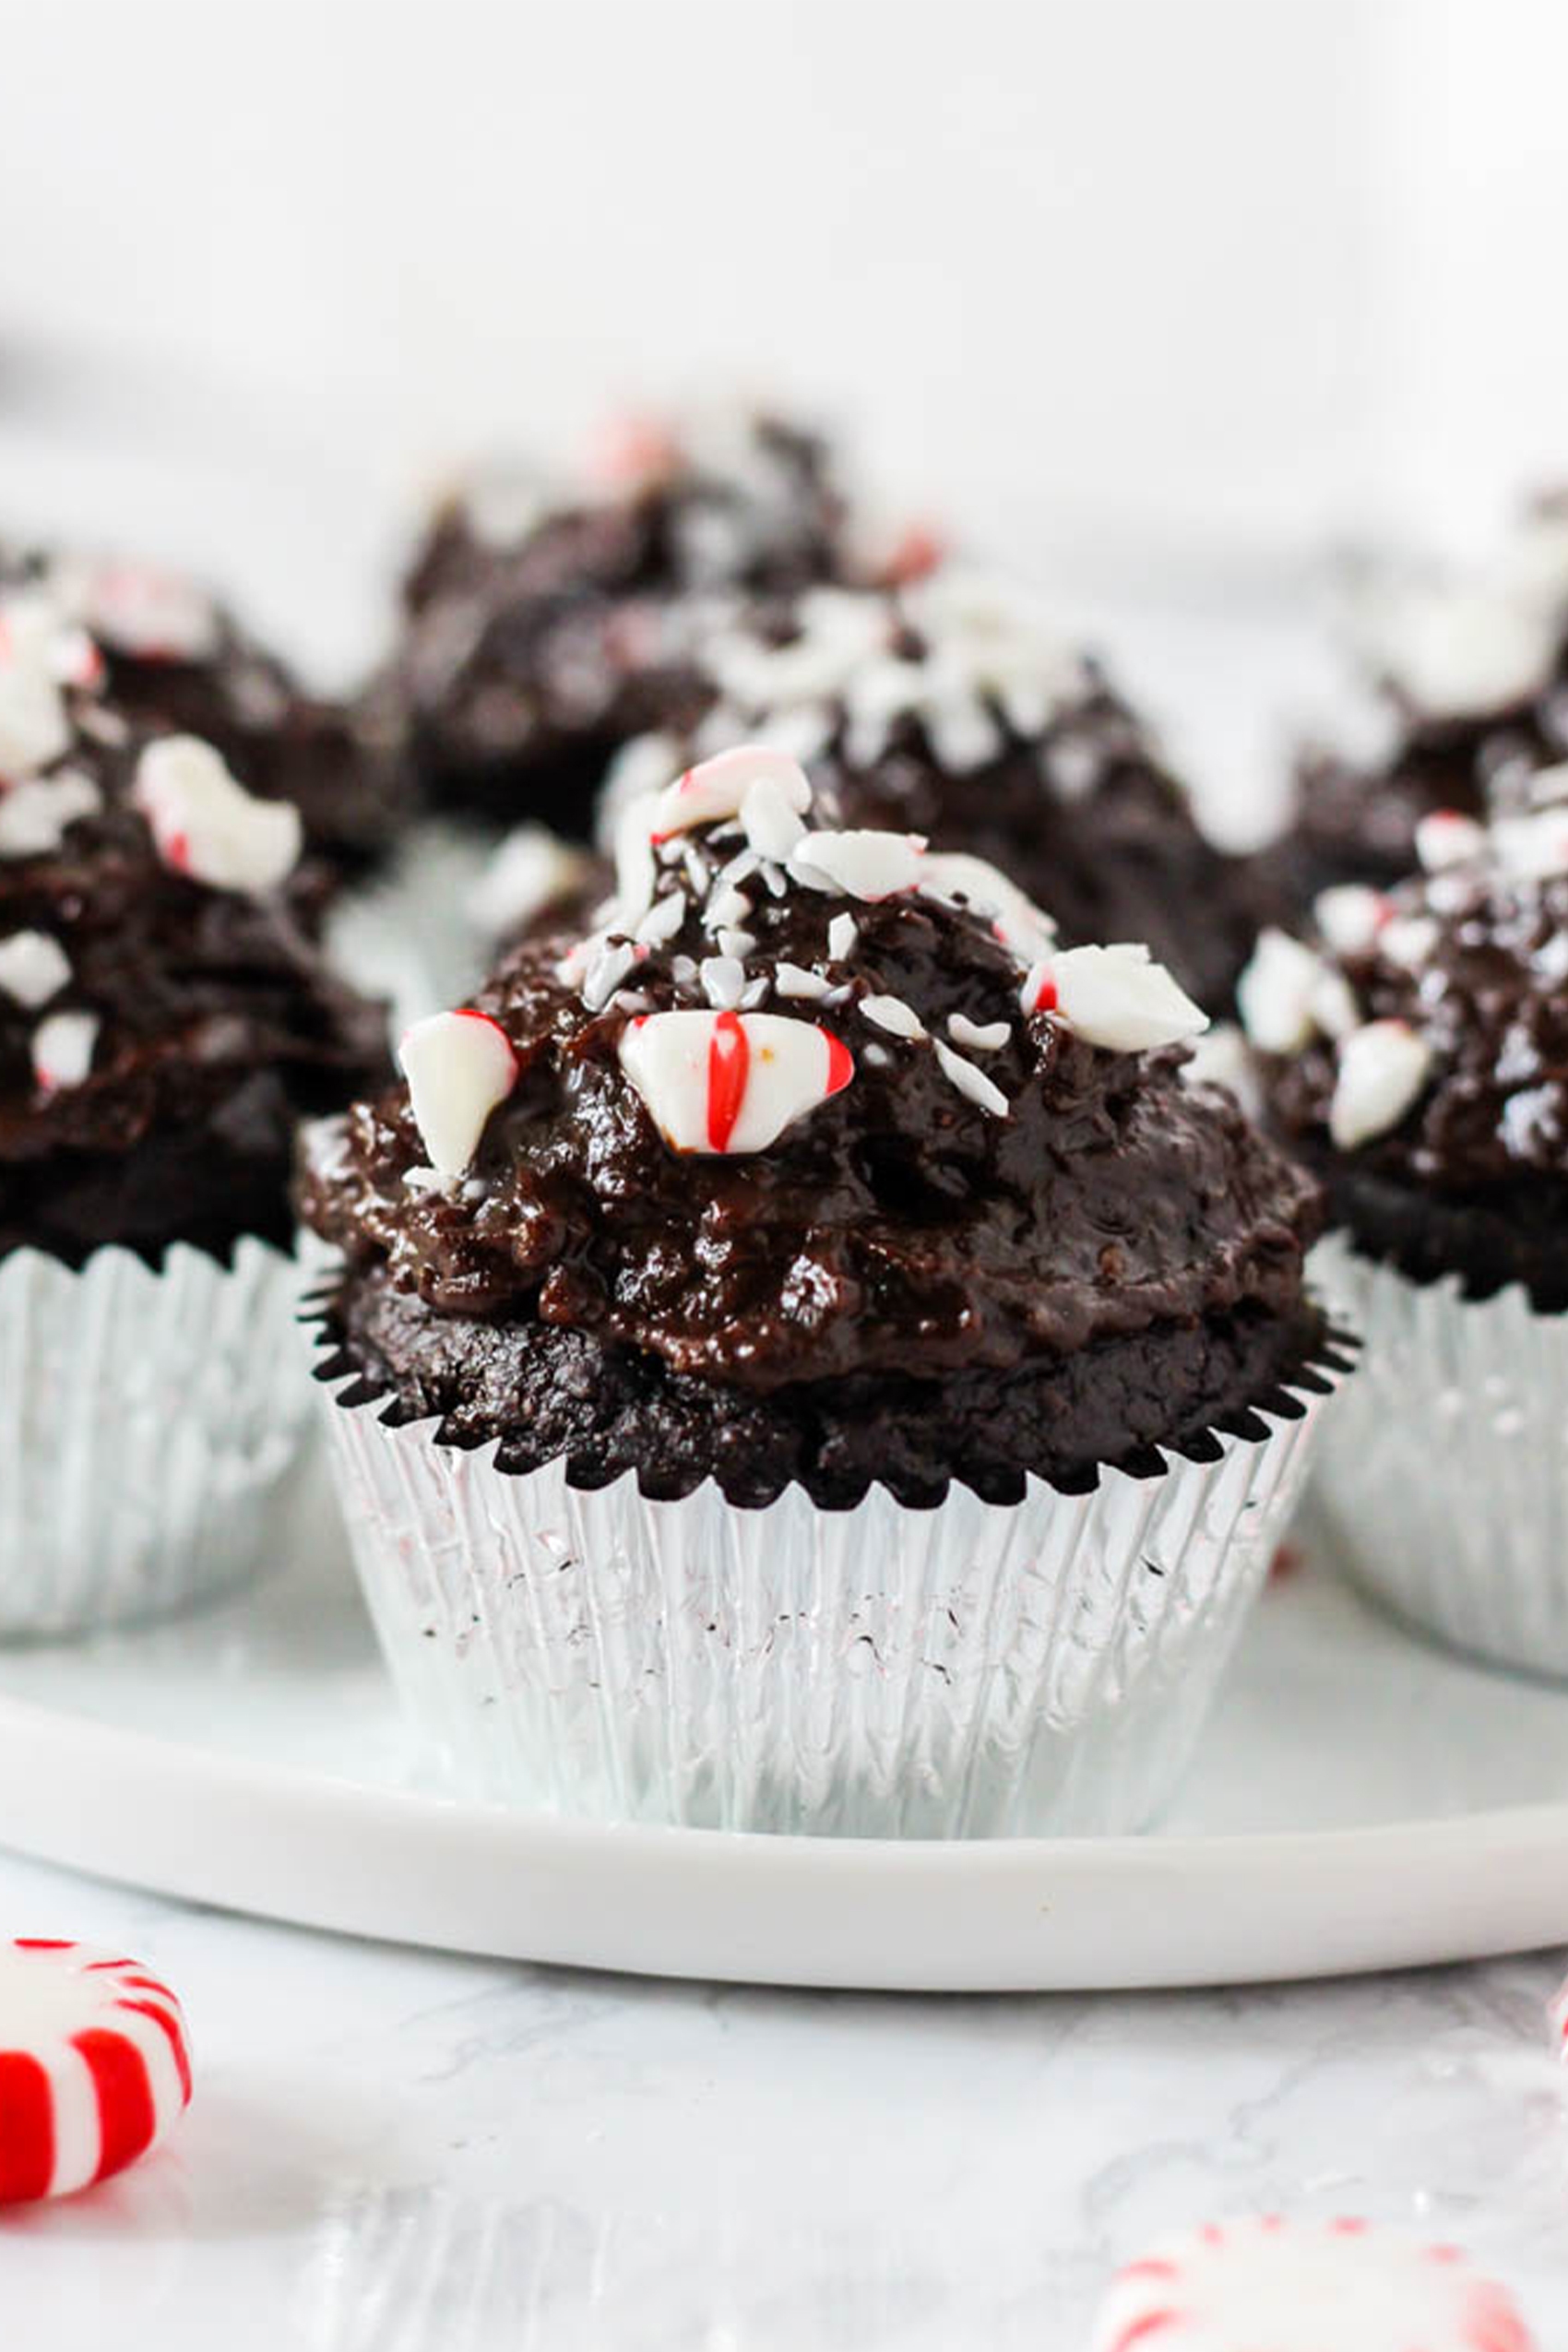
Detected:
[{"left": 0, "top": 1461, "right": 1566, "bottom": 1991}]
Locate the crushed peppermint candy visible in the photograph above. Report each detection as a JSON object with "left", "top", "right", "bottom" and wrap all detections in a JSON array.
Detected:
[
  {"left": 0, "top": 932, "right": 70, "bottom": 1008},
  {"left": 0, "top": 593, "right": 73, "bottom": 780},
  {"left": 650, "top": 743, "right": 810, "bottom": 844},
  {"left": 1237, "top": 928, "right": 1325, "bottom": 1056},
  {"left": 620, "top": 1009, "right": 853, "bottom": 1153},
  {"left": 933, "top": 1038, "right": 1008, "bottom": 1116},
  {"left": 133, "top": 736, "right": 301, "bottom": 895},
  {"left": 54, "top": 556, "right": 220, "bottom": 663},
  {"left": 32, "top": 1008, "right": 99, "bottom": 1094},
  {"left": 789, "top": 827, "right": 926, "bottom": 901},
  {"left": 947, "top": 1014, "right": 1010, "bottom": 1052},
  {"left": 1415, "top": 809, "right": 1488, "bottom": 873},
  {"left": 1313, "top": 883, "right": 1389, "bottom": 957},
  {"left": 700, "top": 956, "right": 747, "bottom": 1010},
  {"left": 859, "top": 993, "right": 926, "bottom": 1040},
  {"left": 469, "top": 823, "right": 596, "bottom": 938},
  {"left": 398, "top": 1008, "right": 519, "bottom": 1179},
  {"left": 776, "top": 962, "right": 832, "bottom": 1000},
  {"left": 0, "top": 767, "right": 103, "bottom": 861},
  {"left": 827, "top": 912, "right": 858, "bottom": 960},
  {"left": 1048, "top": 944, "right": 1208, "bottom": 1053},
  {"left": 1329, "top": 1018, "right": 1432, "bottom": 1149}
]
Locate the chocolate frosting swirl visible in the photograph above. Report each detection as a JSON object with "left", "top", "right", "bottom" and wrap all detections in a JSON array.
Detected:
[{"left": 305, "top": 833, "right": 1318, "bottom": 1396}]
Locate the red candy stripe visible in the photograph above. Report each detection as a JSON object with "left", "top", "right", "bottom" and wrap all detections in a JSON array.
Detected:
[
  {"left": 0, "top": 1941, "right": 192, "bottom": 2202},
  {"left": 75, "top": 2028, "right": 156, "bottom": 2182},
  {"left": 0, "top": 2052, "right": 53, "bottom": 2203},
  {"left": 707, "top": 1011, "right": 750, "bottom": 1151}
]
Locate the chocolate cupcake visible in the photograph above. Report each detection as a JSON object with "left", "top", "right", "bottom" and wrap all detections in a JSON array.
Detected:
[
  {"left": 388, "top": 410, "right": 861, "bottom": 835},
  {"left": 0, "top": 581, "right": 386, "bottom": 1635},
  {"left": 475, "top": 572, "right": 1278, "bottom": 1014},
  {"left": 1272, "top": 501, "right": 1568, "bottom": 909},
  {"left": 1239, "top": 792, "right": 1568, "bottom": 1674},
  {"left": 305, "top": 744, "right": 1341, "bottom": 1836},
  {"left": 1, "top": 539, "right": 408, "bottom": 884}
]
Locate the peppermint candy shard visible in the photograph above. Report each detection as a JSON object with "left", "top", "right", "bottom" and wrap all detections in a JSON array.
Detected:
[
  {"left": 0, "top": 768, "right": 103, "bottom": 861},
  {"left": 788, "top": 828, "right": 925, "bottom": 900},
  {"left": 0, "top": 1940, "right": 193, "bottom": 2203},
  {"left": 1237, "top": 928, "right": 1324, "bottom": 1055},
  {"left": 1313, "top": 884, "right": 1389, "bottom": 958},
  {"left": 398, "top": 1009, "right": 519, "bottom": 1179},
  {"left": 916, "top": 850, "right": 1056, "bottom": 967},
  {"left": 1050, "top": 944, "right": 1209, "bottom": 1052},
  {"left": 650, "top": 745, "right": 811, "bottom": 845},
  {"left": 1329, "top": 1018, "right": 1432, "bottom": 1150},
  {"left": 468, "top": 824, "right": 596, "bottom": 938},
  {"left": 134, "top": 735, "right": 302, "bottom": 895},
  {"left": 619, "top": 1010, "right": 853, "bottom": 1154},
  {"left": 0, "top": 931, "right": 70, "bottom": 1008},
  {"left": 1088, "top": 2214, "right": 1538, "bottom": 2352},
  {"left": 0, "top": 593, "right": 73, "bottom": 780},
  {"left": 1415, "top": 809, "right": 1487, "bottom": 873},
  {"left": 32, "top": 1009, "right": 99, "bottom": 1095}
]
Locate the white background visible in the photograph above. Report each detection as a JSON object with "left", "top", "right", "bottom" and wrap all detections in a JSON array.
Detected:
[{"left": 3, "top": 0, "right": 1568, "bottom": 628}]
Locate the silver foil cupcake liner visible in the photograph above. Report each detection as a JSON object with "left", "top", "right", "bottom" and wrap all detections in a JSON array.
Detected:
[
  {"left": 317, "top": 1344, "right": 1344, "bottom": 1837},
  {"left": 1310, "top": 1235, "right": 1568, "bottom": 1680},
  {"left": 0, "top": 1238, "right": 314, "bottom": 1640}
]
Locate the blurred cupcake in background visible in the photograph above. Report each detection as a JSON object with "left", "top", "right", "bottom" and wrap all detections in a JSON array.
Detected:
[
  {"left": 303, "top": 745, "right": 1342, "bottom": 1837},
  {"left": 1270, "top": 491, "right": 1568, "bottom": 909},
  {"left": 1240, "top": 790, "right": 1568, "bottom": 1675},
  {"left": 385, "top": 409, "right": 872, "bottom": 837},
  {"left": 1, "top": 534, "right": 411, "bottom": 889},
  {"left": 0, "top": 577, "right": 387, "bottom": 1636}
]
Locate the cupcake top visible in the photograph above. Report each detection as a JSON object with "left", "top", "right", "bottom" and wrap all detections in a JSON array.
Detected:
[
  {"left": 526, "top": 571, "right": 1276, "bottom": 1014},
  {"left": 0, "top": 539, "right": 406, "bottom": 880},
  {"left": 1241, "top": 793, "right": 1568, "bottom": 1300},
  {"left": 1277, "top": 497, "right": 1568, "bottom": 906},
  {"left": 391, "top": 409, "right": 863, "bottom": 829},
  {"left": 0, "top": 584, "right": 387, "bottom": 1265},
  {"left": 306, "top": 746, "right": 1320, "bottom": 1400}
]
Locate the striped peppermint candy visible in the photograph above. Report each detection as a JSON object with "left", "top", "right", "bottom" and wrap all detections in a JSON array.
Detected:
[
  {"left": 0, "top": 1940, "right": 192, "bottom": 2202},
  {"left": 1089, "top": 2216, "right": 1537, "bottom": 2352},
  {"left": 620, "top": 1008, "right": 853, "bottom": 1153}
]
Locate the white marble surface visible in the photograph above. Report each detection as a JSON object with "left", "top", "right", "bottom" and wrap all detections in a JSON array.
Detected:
[{"left": 0, "top": 1849, "right": 1562, "bottom": 2350}]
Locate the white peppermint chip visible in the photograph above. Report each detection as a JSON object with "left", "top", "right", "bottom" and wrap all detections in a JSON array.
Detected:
[
  {"left": 0, "top": 931, "right": 70, "bottom": 1007},
  {"left": 596, "top": 731, "right": 683, "bottom": 849},
  {"left": 0, "top": 594, "right": 72, "bottom": 778},
  {"left": 58, "top": 558, "right": 219, "bottom": 661},
  {"left": 619, "top": 1009, "right": 853, "bottom": 1154},
  {"left": 859, "top": 993, "right": 926, "bottom": 1040},
  {"left": 468, "top": 824, "right": 595, "bottom": 938},
  {"left": 31, "top": 1008, "right": 99, "bottom": 1093},
  {"left": 932, "top": 1038, "right": 1008, "bottom": 1116},
  {"left": 1313, "top": 883, "right": 1388, "bottom": 958},
  {"left": 703, "top": 884, "right": 753, "bottom": 934},
  {"left": 608, "top": 791, "right": 659, "bottom": 925},
  {"left": 1330, "top": 1018, "right": 1433, "bottom": 1149},
  {"left": 776, "top": 963, "right": 832, "bottom": 1000},
  {"left": 717, "top": 928, "right": 756, "bottom": 961},
  {"left": 1526, "top": 759, "right": 1568, "bottom": 809},
  {"left": 1051, "top": 943, "right": 1209, "bottom": 1052},
  {"left": 710, "top": 588, "right": 893, "bottom": 711},
  {"left": 700, "top": 956, "right": 747, "bottom": 1010},
  {"left": 947, "top": 1014, "right": 1011, "bottom": 1052},
  {"left": 789, "top": 829, "right": 924, "bottom": 900},
  {"left": 922, "top": 686, "right": 1004, "bottom": 774},
  {"left": 0, "top": 768, "right": 102, "bottom": 860},
  {"left": 635, "top": 891, "right": 689, "bottom": 949},
  {"left": 651, "top": 744, "right": 812, "bottom": 843},
  {"left": 1237, "top": 928, "right": 1325, "bottom": 1055},
  {"left": 827, "top": 913, "right": 858, "bottom": 961},
  {"left": 582, "top": 939, "right": 642, "bottom": 1013},
  {"left": 398, "top": 1009, "right": 518, "bottom": 1179},
  {"left": 133, "top": 736, "right": 301, "bottom": 894},
  {"left": 1414, "top": 809, "right": 1487, "bottom": 873},
  {"left": 1181, "top": 1021, "right": 1261, "bottom": 1114},
  {"left": 1310, "top": 967, "right": 1361, "bottom": 1040},
  {"left": 741, "top": 775, "right": 809, "bottom": 862},
  {"left": 1493, "top": 808, "right": 1568, "bottom": 883},
  {"left": 1088, "top": 2214, "right": 1537, "bottom": 2352},
  {"left": 917, "top": 850, "right": 1056, "bottom": 966}
]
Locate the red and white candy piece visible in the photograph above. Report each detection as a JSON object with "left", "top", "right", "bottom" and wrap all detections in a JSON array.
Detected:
[
  {"left": 0, "top": 1940, "right": 192, "bottom": 2202},
  {"left": 1329, "top": 1017, "right": 1432, "bottom": 1149},
  {"left": 60, "top": 559, "right": 219, "bottom": 663},
  {"left": 32, "top": 1009, "right": 99, "bottom": 1095},
  {"left": 1090, "top": 2215, "right": 1538, "bottom": 2352},
  {"left": 1024, "top": 943, "right": 1208, "bottom": 1053},
  {"left": 134, "top": 736, "right": 301, "bottom": 895},
  {"left": 620, "top": 1009, "right": 852, "bottom": 1154},
  {"left": 650, "top": 745, "right": 811, "bottom": 845},
  {"left": 1415, "top": 809, "right": 1487, "bottom": 873},
  {"left": 398, "top": 1009, "right": 519, "bottom": 1180}
]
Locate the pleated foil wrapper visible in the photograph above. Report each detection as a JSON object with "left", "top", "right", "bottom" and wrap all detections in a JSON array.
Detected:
[
  {"left": 1311, "top": 1234, "right": 1568, "bottom": 1680},
  {"left": 0, "top": 1238, "right": 314, "bottom": 1640},
  {"left": 318, "top": 1348, "right": 1344, "bottom": 1837}
]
